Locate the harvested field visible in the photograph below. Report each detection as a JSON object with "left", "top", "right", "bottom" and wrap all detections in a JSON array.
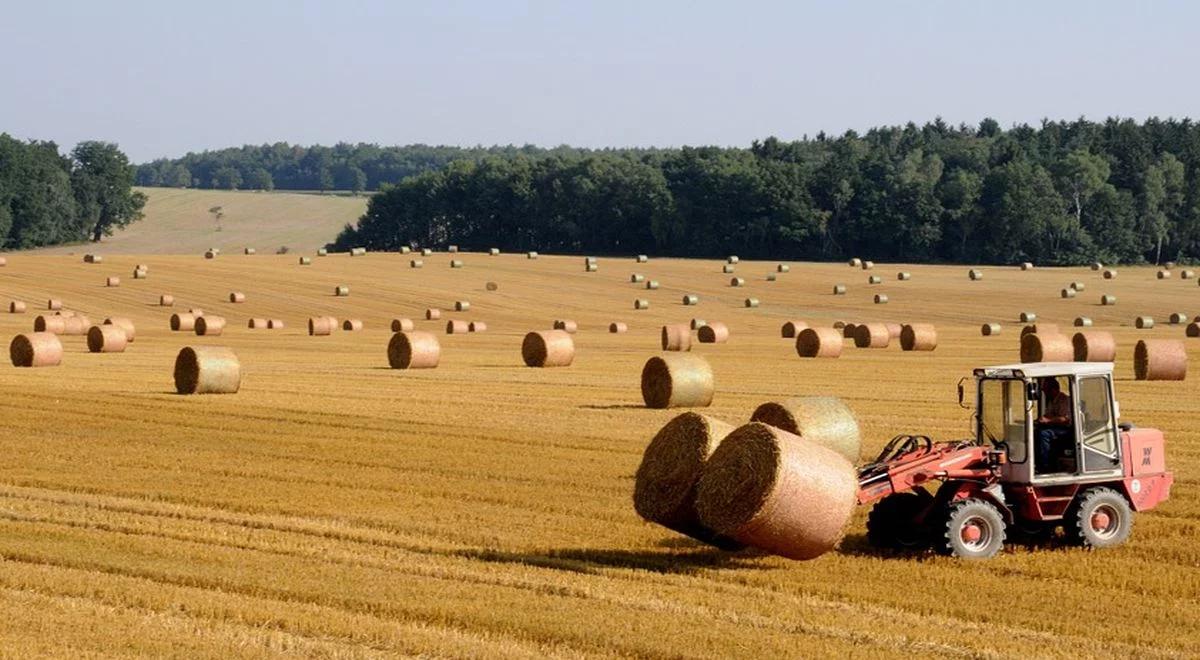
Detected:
[{"left": 0, "top": 253, "right": 1196, "bottom": 656}]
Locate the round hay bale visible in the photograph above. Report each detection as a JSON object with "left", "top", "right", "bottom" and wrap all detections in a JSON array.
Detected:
[
  {"left": 1101, "top": 294, "right": 1117, "bottom": 306},
  {"left": 387, "top": 331, "right": 440, "bottom": 369},
  {"left": 307, "top": 316, "right": 336, "bottom": 336},
  {"left": 584, "top": 256, "right": 598, "bottom": 265},
  {"left": 9, "top": 301, "right": 26, "bottom": 314},
  {"left": 897, "top": 271, "right": 911, "bottom": 281},
  {"left": 744, "top": 298, "right": 760, "bottom": 308},
  {"left": 690, "top": 318, "right": 706, "bottom": 330},
  {"left": 645, "top": 280, "right": 660, "bottom": 290},
  {"left": 174, "top": 346, "right": 240, "bottom": 394},
  {"left": 343, "top": 319, "right": 364, "bottom": 332},
  {"left": 630, "top": 273, "right": 645, "bottom": 283},
  {"left": 10, "top": 333, "right": 63, "bottom": 367},
  {"left": 661, "top": 324, "right": 692, "bottom": 352},
  {"left": 1091, "top": 262, "right": 1103, "bottom": 271},
  {"left": 796, "top": 328, "right": 842, "bottom": 358},
  {"left": 1061, "top": 288, "right": 1076, "bottom": 299},
  {"left": 1103, "top": 269, "right": 1117, "bottom": 279},
  {"left": 47, "top": 299, "right": 62, "bottom": 311},
  {"left": 298, "top": 256, "right": 312, "bottom": 265},
  {"left": 781, "top": 320, "right": 808, "bottom": 338},
  {"left": 447, "top": 245, "right": 458, "bottom": 253},
  {"left": 527, "top": 251, "right": 538, "bottom": 259},
  {"left": 1136, "top": 316, "right": 1155, "bottom": 329},
  {"left": 170, "top": 313, "right": 196, "bottom": 332},
  {"left": 873, "top": 294, "right": 888, "bottom": 304},
  {"left": 1073, "top": 331, "right": 1116, "bottom": 362},
  {"left": 455, "top": 301, "right": 470, "bottom": 312},
  {"left": 1157, "top": 270, "right": 1171, "bottom": 280},
  {"left": 727, "top": 256, "right": 739, "bottom": 264},
  {"left": 861, "top": 260, "right": 874, "bottom": 270},
  {"left": 84, "top": 254, "right": 102, "bottom": 264},
  {"left": 867, "top": 275, "right": 882, "bottom": 284},
  {"left": 1070, "top": 281, "right": 1086, "bottom": 291},
  {"left": 317, "top": 248, "right": 328, "bottom": 256},
  {"left": 842, "top": 323, "right": 858, "bottom": 338},
  {"left": 159, "top": 295, "right": 174, "bottom": 307},
  {"left": 421, "top": 248, "right": 432, "bottom": 256},
  {"left": 103, "top": 317, "right": 135, "bottom": 342},
  {"left": 264, "top": 319, "right": 283, "bottom": 330},
  {"left": 1020, "top": 332, "right": 1073, "bottom": 363},
  {"left": 468, "top": 321, "right": 487, "bottom": 332},
  {"left": 1020, "top": 323, "right": 1059, "bottom": 337},
  {"left": 1021, "top": 262, "right": 1034, "bottom": 270},
  {"left": 968, "top": 269, "right": 983, "bottom": 280},
  {"left": 86, "top": 324, "right": 127, "bottom": 353},
  {"left": 1185, "top": 270, "right": 1197, "bottom": 280},
  {"left": 229, "top": 292, "right": 245, "bottom": 303},
  {"left": 1135, "top": 340, "right": 1187, "bottom": 381},
  {"left": 451, "top": 259, "right": 465, "bottom": 269},
  {"left": 722, "top": 264, "right": 735, "bottom": 274},
  {"left": 832, "top": 284, "right": 846, "bottom": 295},
  {"left": 445, "top": 320, "right": 468, "bottom": 334},
  {"left": 1019, "top": 312, "right": 1037, "bottom": 322},
  {"left": 981, "top": 323, "right": 1001, "bottom": 336},
  {"left": 133, "top": 269, "right": 147, "bottom": 279},
  {"left": 682, "top": 294, "right": 700, "bottom": 306},
  {"left": 884, "top": 323, "right": 902, "bottom": 339},
  {"left": 410, "top": 259, "right": 423, "bottom": 268},
  {"left": 697, "top": 322, "right": 729, "bottom": 344},
  {"left": 853, "top": 323, "right": 889, "bottom": 348},
  {"left": 553, "top": 319, "right": 577, "bottom": 333},
  {"left": 1186, "top": 322, "right": 1200, "bottom": 338},
  {"left": 832, "top": 321, "right": 846, "bottom": 329},
  {"left": 636, "top": 254, "right": 648, "bottom": 263},
  {"left": 248, "top": 318, "right": 268, "bottom": 329},
  {"left": 1169, "top": 312, "right": 1189, "bottom": 325},
  {"left": 900, "top": 324, "right": 937, "bottom": 351},
  {"left": 244, "top": 247, "right": 256, "bottom": 255},
  {"left": 641, "top": 353, "right": 715, "bottom": 409},
  {"left": 334, "top": 285, "right": 350, "bottom": 297},
  {"left": 62, "top": 316, "right": 89, "bottom": 336},
  {"left": 695, "top": 423, "right": 857, "bottom": 560},
  {"left": 750, "top": 397, "right": 861, "bottom": 463},
  {"left": 777, "top": 264, "right": 790, "bottom": 273},
  {"left": 106, "top": 276, "right": 120, "bottom": 287},
  {"left": 609, "top": 322, "right": 628, "bottom": 333},
  {"left": 391, "top": 318, "right": 415, "bottom": 332},
  {"left": 765, "top": 274, "right": 777, "bottom": 282},
  {"left": 204, "top": 250, "right": 216, "bottom": 259},
  {"left": 194, "top": 316, "right": 226, "bottom": 336},
  {"left": 425, "top": 308, "right": 441, "bottom": 321},
  {"left": 729, "top": 277, "right": 745, "bottom": 287},
  {"left": 632, "top": 413, "right": 740, "bottom": 548},
  {"left": 486, "top": 281, "right": 499, "bottom": 291},
  {"left": 848, "top": 258, "right": 862, "bottom": 267},
  {"left": 634, "top": 299, "right": 650, "bottom": 310},
  {"left": 490, "top": 248, "right": 500, "bottom": 256},
  {"left": 522, "top": 330, "right": 574, "bottom": 367},
  {"left": 1074, "top": 317, "right": 1093, "bottom": 327}
]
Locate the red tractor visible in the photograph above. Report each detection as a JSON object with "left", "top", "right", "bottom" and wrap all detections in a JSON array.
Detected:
[{"left": 858, "top": 362, "right": 1172, "bottom": 558}]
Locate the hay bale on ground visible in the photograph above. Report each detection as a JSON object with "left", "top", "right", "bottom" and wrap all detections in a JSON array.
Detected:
[
  {"left": 1186, "top": 322, "right": 1200, "bottom": 338},
  {"left": 133, "top": 269, "right": 147, "bottom": 279},
  {"left": 455, "top": 301, "right": 470, "bottom": 312},
  {"left": 553, "top": 319, "right": 577, "bottom": 334},
  {"left": 634, "top": 299, "right": 650, "bottom": 310},
  {"left": 229, "top": 292, "right": 245, "bottom": 303},
  {"left": 451, "top": 259, "right": 465, "bottom": 269},
  {"left": 204, "top": 250, "right": 216, "bottom": 259},
  {"left": 174, "top": 346, "right": 241, "bottom": 394},
  {"left": 1020, "top": 332, "right": 1072, "bottom": 362},
  {"left": 248, "top": 318, "right": 268, "bottom": 329},
  {"left": 848, "top": 258, "right": 862, "bottom": 267},
  {"left": 981, "top": 323, "right": 1001, "bottom": 336},
  {"left": 1020, "top": 323, "right": 1059, "bottom": 337},
  {"left": 765, "top": 274, "right": 777, "bottom": 282},
  {"left": 334, "top": 286, "right": 350, "bottom": 297},
  {"left": 777, "top": 264, "right": 790, "bottom": 273},
  {"left": 170, "top": 313, "right": 196, "bottom": 332},
  {"left": 745, "top": 298, "right": 760, "bottom": 308},
  {"left": 630, "top": 273, "right": 645, "bottom": 283},
  {"left": 343, "top": 319, "right": 364, "bottom": 331},
  {"left": 682, "top": 294, "right": 700, "bottom": 306},
  {"left": 722, "top": 264, "right": 735, "bottom": 274},
  {"left": 1074, "top": 317, "right": 1093, "bottom": 327},
  {"left": 391, "top": 318, "right": 415, "bottom": 332},
  {"left": 490, "top": 248, "right": 500, "bottom": 256},
  {"left": 267, "top": 319, "right": 285, "bottom": 329},
  {"left": 661, "top": 324, "right": 692, "bottom": 352},
  {"left": 1157, "top": 270, "right": 1171, "bottom": 279},
  {"left": 9, "top": 301, "right": 26, "bottom": 314},
  {"left": 796, "top": 328, "right": 842, "bottom": 358},
  {"left": 1101, "top": 295, "right": 1117, "bottom": 305},
  {"left": 298, "top": 257, "right": 311, "bottom": 265},
  {"left": 636, "top": 254, "right": 648, "bottom": 263},
  {"left": 388, "top": 331, "right": 440, "bottom": 369},
  {"left": 729, "top": 277, "right": 745, "bottom": 287},
  {"left": 968, "top": 269, "right": 983, "bottom": 280},
  {"left": 522, "top": 330, "right": 574, "bottom": 367},
  {"left": 421, "top": 248, "right": 432, "bottom": 256},
  {"left": 832, "top": 284, "right": 846, "bottom": 295},
  {"left": 244, "top": 248, "right": 256, "bottom": 255},
  {"left": 697, "top": 322, "right": 729, "bottom": 344},
  {"left": 632, "top": 413, "right": 741, "bottom": 548},
  {"left": 486, "top": 282, "right": 499, "bottom": 291},
  {"left": 645, "top": 280, "right": 660, "bottom": 290},
  {"left": 873, "top": 294, "right": 888, "bottom": 304},
  {"left": 853, "top": 323, "right": 890, "bottom": 348},
  {"left": 1019, "top": 312, "right": 1037, "bottom": 322},
  {"left": 410, "top": 260, "right": 423, "bottom": 268},
  {"left": 84, "top": 254, "right": 102, "bottom": 264},
  {"left": 1073, "top": 331, "right": 1116, "bottom": 362},
  {"left": 727, "top": 256, "right": 739, "bottom": 264},
  {"left": 469, "top": 321, "right": 487, "bottom": 332},
  {"left": 841, "top": 323, "right": 858, "bottom": 338},
  {"left": 1135, "top": 340, "right": 1187, "bottom": 380},
  {"left": 695, "top": 422, "right": 857, "bottom": 560},
  {"left": 195, "top": 316, "right": 226, "bottom": 336},
  {"left": 1169, "top": 312, "right": 1189, "bottom": 325},
  {"left": 10, "top": 333, "right": 63, "bottom": 367},
  {"left": 527, "top": 251, "right": 538, "bottom": 259},
  {"left": 885, "top": 323, "right": 902, "bottom": 339},
  {"left": 1021, "top": 262, "right": 1034, "bottom": 270},
  {"left": 641, "top": 353, "right": 715, "bottom": 409},
  {"left": 690, "top": 319, "right": 707, "bottom": 330},
  {"left": 447, "top": 245, "right": 458, "bottom": 253},
  {"left": 106, "top": 277, "right": 120, "bottom": 287},
  {"left": 897, "top": 272, "right": 911, "bottom": 281},
  {"left": 307, "top": 316, "right": 337, "bottom": 336},
  {"left": 609, "top": 322, "right": 628, "bottom": 333},
  {"left": 1091, "top": 262, "right": 1103, "bottom": 271},
  {"left": 159, "top": 295, "right": 174, "bottom": 306},
  {"left": 1061, "top": 288, "right": 1076, "bottom": 299},
  {"left": 781, "top": 320, "right": 808, "bottom": 338},
  {"left": 61, "top": 316, "right": 89, "bottom": 335},
  {"left": 425, "top": 308, "right": 441, "bottom": 320},
  {"left": 1103, "top": 269, "right": 1116, "bottom": 279},
  {"left": 900, "top": 324, "right": 937, "bottom": 351},
  {"left": 317, "top": 248, "right": 328, "bottom": 256},
  {"left": 47, "top": 299, "right": 62, "bottom": 311},
  {"left": 1136, "top": 316, "right": 1155, "bottom": 329},
  {"left": 1070, "top": 281, "right": 1086, "bottom": 291},
  {"left": 445, "top": 320, "right": 468, "bottom": 334},
  {"left": 867, "top": 275, "right": 882, "bottom": 284},
  {"left": 103, "top": 317, "right": 136, "bottom": 342},
  {"left": 86, "top": 325, "right": 127, "bottom": 353},
  {"left": 750, "top": 397, "right": 861, "bottom": 463},
  {"left": 861, "top": 260, "right": 874, "bottom": 270}
]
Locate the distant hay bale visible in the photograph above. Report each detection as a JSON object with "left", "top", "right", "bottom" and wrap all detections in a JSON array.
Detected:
[
  {"left": 690, "top": 318, "right": 706, "bottom": 330},
  {"left": 455, "top": 301, "right": 470, "bottom": 312},
  {"left": 1169, "top": 312, "right": 1188, "bottom": 325},
  {"left": 106, "top": 276, "right": 120, "bottom": 287},
  {"left": 410, "top": 260, "right": 424, "bottom": 268},
  {"left": 645, "top": 280, "right": 660, "bottom": 290},
  {"left": 584, "top": 262, "right": 598, "bottom": 272},
  {"left": 661, "top": 324, "right": 692, "bottom": 352},
  {"left": 897, "top": 271, "right": 911, "bottom": 281},
  {"left": 307, "top": 316, "right": 337, "bottom": 336},
  {"left": 1020, "top": 312, "right": 1037, "bottom": 323},
  {"left": 1021, "top": 262, "right": 1034, "bottom": 270},
  {"left": 695, "top": 423, "right": 857, "bottom": 560},
  {"left": 47, "top": 299, "right": 62, "bottom": 311},
  {"left": 400, "top": 247, "right": 410, "bottom": 254},
  {"left": 84, "top": 254, "right": 102, "bottom": 264},
  {"left": 248, "top": 318, "right": 268, "bottom": 329},
  {"left": 553, "top": 319, "right": 577, "bottom": 334},
  {"left": 722, "top": 264, "right": 735, "bottom": 274},
  {"left": 469, "top": 321, "right": 487, "bottom": 332},
  {"left": 48, "top": 316, "right": 87, "bottom": 336},
  {"left": 867, "top": 275, "right": 882, "bottom": 284},
  {"left": 486, "top": 281, "right": 499, "bottom": 291},
  {"left": 174, "top": 346, "right": 241, "bottom": 394},
  {"left": 267, "top": 319, "right": 284, "bottom": 329},
  {"left": 873, "top": 294, "right": 888, "bottom": 304},
  {"left": 1103, "top": 269, "right": 1116, "bottom": 279},
  {"left": 451, "top": 259, "right": 465, "bottom": 269},
  {"left": 103, "top": 317, "right": 135, "bottom": 342},
  {"left": 1187, "top": 322, "right": 1200, "bottom": 338},
  {"left": 334, "top": 285, "right": 350, "bottom": 297},
  {"left": 86, "top": 324, "right": 127, "bottom": 353},
  {"left": 634, "top": 299, "right": 650, "bottom": 310},
  {"left": 133, "top": 269, "right": 147, "bottom": 279},
  {"left": 195, "top": 316, "right": 226, "bottom": 336},
  {"left": 527, "top": 251, "right": 538, "bottom": 259},
  {"left": 343, "top": 319, "right": 364, "bottom": 332},
  {"left": 849, "top": 258, "right": 862, "bottom": 267},
  {"left": 298, "top": 257, "right": 311, "bottom": 265},
  {"left": 585, "top": 256, "right": 598, "bottom": 265},
  {"left": 853, "top": 323, "right": 890, "bottom": 348},
  {"left": 697, "top": 322, "right": 729, "bottom": 344},
  {"left": 244, "top": 248, "right": 256, "bottom": 255},
  {"left": 1136, "top": 316, "right": 1155, "bottom": 329},
  {"left": 861, "top": 260, "right": 874, "bottom": 270},
  {"left": 448, "top": 245, "right": 458, "bottom": 253},
  {"left": 682, "top": 294, "right": 700, "bottom": 305},
  {"left": 729, "top": 277, "right": 745, "bottom": 287},
  {"left": 1070, "top": 281, "right": 1086, "bottom": 291},
  {"left": 630, "top": 273, "right": 645, "bottom": 283},
  {"left": 968, "top": 269, "right": 983, "bottom": 280},
  {"left": 421, "top": 248, "right": 432, "bottom": 256},
  {"left": 391, "top": 318, "right": 415, "bottom": 332},
  {"left": 1101, "top": 294, "right": 1117, "bottom": 305},
  {"left": 744, "top": 298, "right": 760, "bottom": 308},
  {"left": 832, "top": 284, "right": 846, "bottom": 295},
  {"left": 317, "top": 248, "right": 328, "bottom": 256},
  {"left": 632, "top": 412, "right": 740, "bottom": 548},
  {"left": 1073, "top": 331, "right": 1116, "bottom": 362},
  {"left": 204, "top": 250, "right": 216, "bottom": 259},
  {"left": 1020, "top": 323, "right": 1058, "bottom": 337},
  {"left": 641, "top": 354, "right": 714, "bottom": 408},
  {"left": 426, "top": 308, "right": 441, "bottom": 320},
  {"left": 1020, "top": 332, "right": 1072, "bottom": 362},
  {"left": 1157, "top": 270, "right": 1171, "bottom": 279},
  {"left": 1135, "top": 340, "right": 1187, "bottom": 380},
  {"left": 841, "top": 323, "right": 858, "bottom": 338},
  {"left": 8, "top": 301, "right": 26, "bottom": 314},
  {"left": 1183, "top": 270, "right": 1196, "bottom": 280},
  {"left": 1061, "top": 288, "right": 1076, "bottom": 299},
  {"left": 445, "top": 320, "right": 468, "bottom": 334},
  {"left": 900, "top": 324, "right": 937, "bottom": 351},
  {"left": 727, "top": 256, "right": 739, "bottom": 264},
  {"left": 1091, "top": 262, "right": 1103, "bottom": 271},
  {"left": 1074, "top": 317, "right": 1093, "bottom": 327},
  {"left": 490, "top": 248, "right": 500, "bottom": 256},
  {"left": 886, "top": 323, "right": 903, "bottom": 339},
  {"left": 229, "top": 292, "right": 246, "bottom": 303},
  {"left": 387, "top": 331, "right": 441, "bottom": 369},
  {"left": 765, "top": 274, "right": 777, "bottom": 282},
  {"left": 10, "top": 333, "right": 63, "bottom": 367},
  {"left": 350, "top": 247, "right": 367, "bottom": 256},
  {"left": 522, "top": 330, "right": 575, "bottom": 367},
  {"left": 159, "top": 295, "right": 174, "bottom": 306},
  {"left": 170, "top": 313, "right": 196, "bottom": 332},
  {"left": 609, "top": 322, "right": 628, "bottom": 333},
  {"left": 781, "top": 320, "right": 808, "bottom": 338},
  {"left": 796, "top": 327, "right": 842, "bottom": 358},
  {"left": 981, "top": 323, "right": 1001, "bottom": 336},
  {"left": 636, "top": 254, "right": 648, "bottom": 263},
  {"left": 778, "top": 264, "right": 790, "bottom": 273},
  {"left": 750, "top": 397, "right": 861, "bottom": 463}
]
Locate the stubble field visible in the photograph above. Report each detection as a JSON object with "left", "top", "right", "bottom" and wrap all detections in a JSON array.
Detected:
[{"left": 0, "top": 251, "right": 1197, "bottom": 658}]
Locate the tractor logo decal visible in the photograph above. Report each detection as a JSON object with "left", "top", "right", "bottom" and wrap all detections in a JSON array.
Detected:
[
  {"left": 1142, "top": 447, "right": 1153, "bottom": 466},
  {"left": 1131, "top": 479, "right": 1142, "bottom": 494}
]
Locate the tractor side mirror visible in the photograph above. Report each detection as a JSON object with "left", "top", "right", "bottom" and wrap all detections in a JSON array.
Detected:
[{"left": 956, "top": 377, "right": 968, "bottom": 409}]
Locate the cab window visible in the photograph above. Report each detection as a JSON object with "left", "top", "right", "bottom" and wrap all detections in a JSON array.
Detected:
[
  {"left": 980, "top": 379, "right": 1027, "bottom": 462},
  {"left": 1078, "top": 376, "right": 1116, "bottom": 455}
]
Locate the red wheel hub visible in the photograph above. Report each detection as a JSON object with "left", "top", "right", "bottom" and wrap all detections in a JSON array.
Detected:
[
  {"left": 961, "top": 523, "right": 983, "bottom": 543},
  {"left": 1091, "top": 511, "right": 1112, "bottom": 531}
]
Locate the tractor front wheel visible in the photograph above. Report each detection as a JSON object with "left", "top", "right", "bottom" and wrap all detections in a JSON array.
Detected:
[
  {"left": 1066, "top": 487, "right": 1132, "bottom": 549},
  {"left": 938, "top": 498, "right": 1006, "bottom": 559},
  {"left": 866, "top": 489, "right": 932, "bottom": 550}
]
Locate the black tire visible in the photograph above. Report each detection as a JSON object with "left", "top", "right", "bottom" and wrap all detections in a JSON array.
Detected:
[
  {"left": 866, "top": 490, "right": 932, "bottom": 550},
  {"left": 1065, "top": 487, "right": 1133, "bottom": 549},
  {"left": 938, "top": 498, "right": 1006, "bottom": 559}
]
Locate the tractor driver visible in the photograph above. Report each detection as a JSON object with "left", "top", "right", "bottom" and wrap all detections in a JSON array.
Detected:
[{"left": 1036, "top": 377, "right": 1072, "bottom": 472}]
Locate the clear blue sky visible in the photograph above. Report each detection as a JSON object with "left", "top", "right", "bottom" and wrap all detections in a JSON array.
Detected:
[{"left": 1, "top": 1, "right": 1196, "bottom": 162}]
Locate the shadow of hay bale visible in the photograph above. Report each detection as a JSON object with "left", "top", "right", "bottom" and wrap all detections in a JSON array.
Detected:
[{"left": 453, "top": 546, "right": 768, "bottom": 575}]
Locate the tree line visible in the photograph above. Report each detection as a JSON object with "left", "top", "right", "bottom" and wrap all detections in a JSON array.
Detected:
[
  {"left": 333, "top": 118, "right": 1200, "bottom": 265},
  {"left": 0, "top": 135, "right": 146, "bottom": 248}
]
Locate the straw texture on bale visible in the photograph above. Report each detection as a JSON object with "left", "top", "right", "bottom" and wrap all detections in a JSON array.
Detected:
[
  {"left": 298, "top": 257, "right": 311, "bottom": 265},
  {"left": 695, "top": 423, "right": 857, "bottom": 560},
  {"left": 697, "top": 322, "right": 729, "bottom": 344},
  {"left": 522, "top": 330, "right": 575, "bottom": 367},
  {"left": 174, "top": 346, "right": 241, "bottom": 394},
  {"left": 486, "top": 281, "right": 499, "bottom": 291},
  {"left": 981, "top": 323, "right": 1001, "bottom": 336},
  {"left": 1020, "top": 332, "right": 1073, "bottom": 363},
  {"left": 632, "top": 413, "right": 741, "bottom": 548},
  {"left": 729, "top": 277, "right": 745, "bottom": 287},
  {"left": 832, "top": 284, "right": 846, "bottom": 295},
  {"left": 861, "top": 261, "right": 874, "bottom": 270},
  {"left": 103, "top": 317, "right": 135, "bottom": 342},
  {"left": 1184, "top": 270, "right": 1196, "bottom": 279},
  {"left": 1100, "top": 295, "right": 1117, "bottom": 305},
  {"left": 194, "top": 316, "right": 226, "bottom": 336},
  {"left": 445, "top": 320, "right": 469, "bottom": 334},
  {"left": 343, "top": 319, "right": 364, "bottom": 331},
  {"left": 1135, "top": 340, "right": 1187, "bottom": 381},
  {"left": 410, "top": 260, "right": 423, "bottom": 268},
  {"left": 646, "top": 280, "right": 659, "bottom": 290},
  {"left": 969, "top": 269, "right": 983, "bottom": 280},
  {"left": 451, "top": 260, "right": 465, "bottom": 269},
  {"left": 170, "top": 313, "right": 196, "bottom": 332},
  {"left": 900, "top": 324, "right": 938, "bottom": 351},
  {"left": 158, "top": 295, "right": 174, "bottom": 307},
  {"left": 448, "top": 245, "right": 458, "bottom": 253},
  {"left": 778, "top": 264, "right": 790, "bottom": 273},
  {"left": 634, "top": 299, "right": 650, "bottom": 310},
  {"left": 1070, "top": 281, "right": 1086, "bottom": 291},
  {"left": 867, "top": 275, "right": 882, "bottom": 284},
  {"left": 1170, "top": 312, "right": 1188, "bottom": 324},
  {"left": 745, "top": 298, "right": 760, "bottom": 308},
  {"left": 1020, "top": 323, "right": 1059, "bottom": 337},
  {"left": 897, "top": 272, "right": 911, "bottom": 280},
  {"left": 469, "top": 321, "right": 487, "bottom": 332},
  {"left": 64, "top": 316, "right": 89, "bottom": 335},
  {"left": 267, "top": 319, "right": 284, "bottom": 329},
  {"left": 8, "top": 301, "right": 26, "bottom": 314},
  {"left": 641, "top": 353, "right": 715, "bottom": 409},
  {"left": 1021, "top": 262, "right": 1034, "bottom": 270},
  {"left": 848, "top": 258, "right": 862, "bottom": 267},
  {"left": 527, "top": 251, "right": 538, "bottom": 259},
  {"left": 1187, "top": 322, "right": 1200, "bottom": 338},
  {"left": 317, "top": 248, "right": 328, "bottom": 256},
  {"left": 133, "top": 269, "right": 147, "bottom": 279},
  {"left": 248, "top": 318, "right": 268, "bottom": 329},
  {"left": 781, "top": 320, "right": 808, "bottom": 338},
  {"left": 796, "top": 327, "right": 842, "bottom": 358},
  {"left": 1136, "top": 317, "right": 1155, "bottom": 329},
  {"left": 1091, "top": 262, "right": 1103, "bottom": 270},
  {"left": 1074, "top": 317, "right": 1093, "bottom": 327},
  {"left": 690, "top": 318, "right": 707, "bottom": 330},
  {"left": 1103, "top": 269, "right": 1116, "bottom": 279},
  {"left": 86, "top": 324, "right": 127, "bottom": 353},
  {"left": 750, "top": 397, "right": 862, "bottom": 464},
  {"left": 10, "top": 333, "right": 63, "bottom": 367},
  {"left": 636, "top": 254, "right": 648, "bottom": 263},
  {"left": 609, "top": 322, "right": 628, "bottom": 333},
  {"left": 682, "top": 294, "right": 700, "bottom": 305},
  {"left": 661, "top": 324, "right": 692, "bottom": 352},
  {"left": 425, "top": 308, "right": 441, "bottom": 320},
  {"left": 1019, "top": 312, "right": 1037, "bottom": 322},
  {"left": 727, "top": 256, "right": 739, "bottom": 264},
  {"left": 421, "top": 248, "right": 432, "bottom": 256},
  {"left": 387, "top": 331, "right": 441, "bottom": 369},
  {"left": 490, "top": 248, "right": 500, "bottom": 255},
  {"left": 584, "top": 257, "right": 598, "bottom": 265},
  {"left": 455, "top": 301, "right": 470, "bottom": 312},
  {"left": 334, "top": 286, "right": 349, "bottom": 297},
  {"left": 1157, "top": 270, "right": 1171, "bottom": 279},
  {"left": 853, "top": 323, "right": 890, "bottom": 348},
  {"left": 84, "top": 254, "right": 102, "bottom": 263},
  {"left": 307, "top": 316, "right": 337, "bottom": 336},
  {"left": 391, "top": 318, "right": 415, "bottom": 332},
  {"left": 884, "top": 323, "right": 902, "bottom": 339},
  {"left": 1073, "top": 331, "right": 1116, "bottom": 362},
  {"left": 47, "top": 299, "right": 62, "bottom": 311},
  {"left": 1061, "top": 288, "right": 1076, "bottom": 299},
  {"left": 722, "top": 264, "right": 735, "bottom": 274},
  {"left": 244, "top": 248, "right": 256, "bottom": 255},
  {"left": 873, "top": 294, "right": 888, "bottom": 304},
  {"left": 229, "top": 292, "right": 245, "bottom": 303},
  {"left": 630, "top": 274, "right": 645, "bottom": 283},
  {"left": 106, "top": 277, "right": 120, "bottom": 287}
]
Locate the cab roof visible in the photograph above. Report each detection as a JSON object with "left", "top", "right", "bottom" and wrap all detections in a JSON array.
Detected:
[{"left": 975, "top": 362, "right": 1114, "bottom": 379}]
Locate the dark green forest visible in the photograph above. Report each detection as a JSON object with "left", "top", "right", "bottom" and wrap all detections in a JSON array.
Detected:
[
  {"left": 327, "top": 118, "right": 1200, "bottom": 265},
  {"left": 0, "top": 135, "right": 145, "bottom": 248}
]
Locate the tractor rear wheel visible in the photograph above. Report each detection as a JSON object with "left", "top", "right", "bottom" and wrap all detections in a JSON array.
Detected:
[
  {"left": 1065, "top": 487, "right": 1132, "bottom": 549},
  {"left": 866, "top": 489, "right": 932, "bottom": 550},
  {"left": 938, "top": 498, "right": 1006, "bottom": 559}
]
